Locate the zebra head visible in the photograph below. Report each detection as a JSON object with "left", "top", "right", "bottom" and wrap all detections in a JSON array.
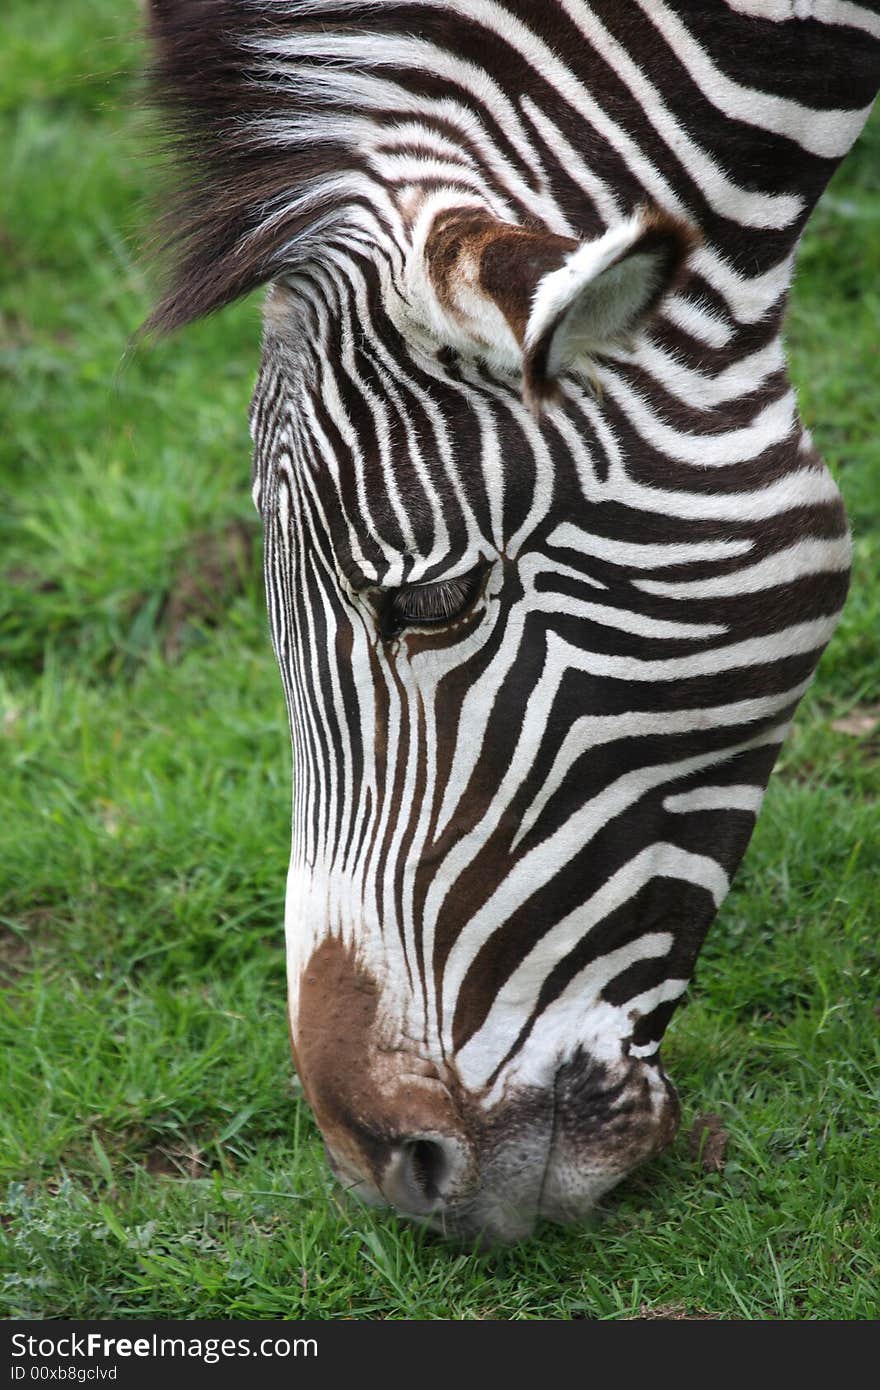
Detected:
[
  {"left": 145, "top": 1, "right": 877, "bottom": 1243},
  {"left": 255, "top": 204, "right": 702, "bottom": 1242}
]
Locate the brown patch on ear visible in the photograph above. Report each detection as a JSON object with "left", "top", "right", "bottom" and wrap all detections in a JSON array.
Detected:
[
  {"left": 477, "top": 225, "right": 577, "bottom": 346},
  {"left": 294, "top": 937, "right": 465, "bottom": 1182},
  {"left": 425, "top": 207, "right": 576, "bottom": 347}
]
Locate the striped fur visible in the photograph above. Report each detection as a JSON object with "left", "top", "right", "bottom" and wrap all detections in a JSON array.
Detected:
[{"left": 146, "top": 1, "right": 879, "bottom": 1242}]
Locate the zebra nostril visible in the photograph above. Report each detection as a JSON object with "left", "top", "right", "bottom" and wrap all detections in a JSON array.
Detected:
[
  {"left": 381, "top": 1135, "right": 463, "bottom": 1214},
  {"left": 405, "top": 1138, "right": 449, "bottom": 1202}
]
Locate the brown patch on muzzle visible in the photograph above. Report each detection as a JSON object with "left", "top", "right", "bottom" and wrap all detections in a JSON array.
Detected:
[{"left": 293, "top": 938, "right": 466, "bottom": 1187}]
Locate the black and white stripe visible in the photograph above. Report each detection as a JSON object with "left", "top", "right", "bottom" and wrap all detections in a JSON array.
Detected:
[{"left": 147, "top": 0, "right": 878, "bottom": 1241}]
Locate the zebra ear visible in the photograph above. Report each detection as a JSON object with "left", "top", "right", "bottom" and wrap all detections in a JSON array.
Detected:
[
  {"left": 420, "top": 206, "right": 697, "bottom": 413},
  {"left": 521, "top": 209, "right": 698, "bottom": 410}
]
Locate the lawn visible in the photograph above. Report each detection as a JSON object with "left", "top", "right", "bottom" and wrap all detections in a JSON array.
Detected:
[{"left": 1, "top": 1, "right": 878, "bottom": 1320}]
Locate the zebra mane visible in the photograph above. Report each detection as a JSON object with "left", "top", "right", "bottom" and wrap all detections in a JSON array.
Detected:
[{"left": 145, "top": 0, "right": 415, "bottom": 334}]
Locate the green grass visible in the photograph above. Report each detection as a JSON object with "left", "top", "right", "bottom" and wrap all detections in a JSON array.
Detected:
[{"left": 1, "top": 2, "right": 878, "bottom": 1321}]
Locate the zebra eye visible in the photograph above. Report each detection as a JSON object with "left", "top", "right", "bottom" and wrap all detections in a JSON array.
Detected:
[{"left": 379, "top": 567, "right": 485, "bottom": 639}]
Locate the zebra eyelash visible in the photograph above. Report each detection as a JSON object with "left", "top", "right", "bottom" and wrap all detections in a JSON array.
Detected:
[{"left": 377, "top": 567, "right": 486, "bottom": 639}]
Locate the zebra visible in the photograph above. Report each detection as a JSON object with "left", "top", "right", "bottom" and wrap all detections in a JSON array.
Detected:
[{"left": 144, "top": 1, "right": 880, "bottom": 1244}]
